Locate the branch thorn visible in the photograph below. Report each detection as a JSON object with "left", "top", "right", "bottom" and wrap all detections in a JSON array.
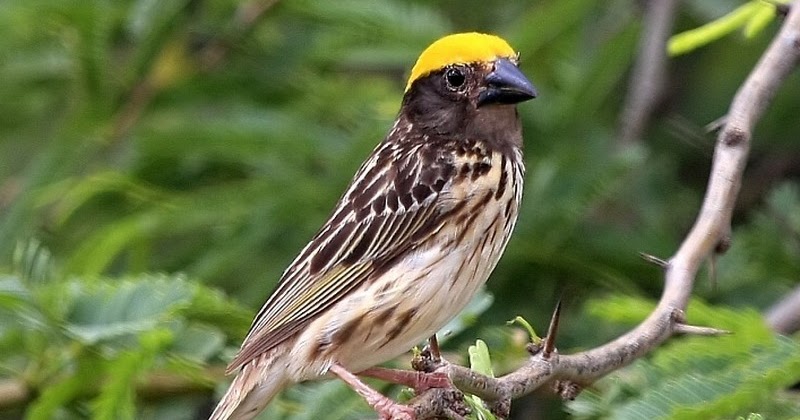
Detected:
[
  {"left": 705, "top": 115, "right": 727, "bottom": 133},
  {"left": 639, "top": 252, "right": 669, "bottom": 268},
  {"left": 428, "top": 334, "right": 441, "bottom": 362},
  {"left": 674, "top": 323, "right": 731, "bottom": 336},
  {"left": 543, "top": 300, "right": 562, "bottom": 359}
]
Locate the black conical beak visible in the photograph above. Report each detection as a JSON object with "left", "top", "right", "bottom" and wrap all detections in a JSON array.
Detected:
[{"left": 477, "top": 58, "right": 537, "bottom": 107}]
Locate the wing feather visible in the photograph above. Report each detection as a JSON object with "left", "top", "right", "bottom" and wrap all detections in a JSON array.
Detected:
[{"left": 227, "top": 139, "right": 454, "bottom": 372}]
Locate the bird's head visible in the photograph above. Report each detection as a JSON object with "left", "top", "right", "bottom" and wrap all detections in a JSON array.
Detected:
[
  {"left": 405, "top": 33, "right": 536, "bottom": 107},
  {"left": 401, "top": 33, "right": 536, "bottom": 137}
]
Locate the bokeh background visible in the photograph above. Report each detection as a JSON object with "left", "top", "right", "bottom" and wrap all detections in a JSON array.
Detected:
[{"left": 1, "top": 0, "right": 799, "bottom": 419}]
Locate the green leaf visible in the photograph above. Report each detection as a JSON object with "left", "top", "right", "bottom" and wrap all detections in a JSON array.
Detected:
[
  {"left": 91, "top": 329, "right": 172, "bottom": 420},
  {"left": 668, "top": 1, "right": 777, "bottom": 56},
  {"left": 0, "top": 275, "right": 30, "bottom": 310},
  {"left": 169, "top": 324, "right": 225, "bottom": 363},
  {"left": 468, "top": 340, "right": 494, "bottom": 378},
  {"left": 184, "top": 281, "right": 252, "bottom": 341},
  {"left": 464, "top": 340, "right": 497, "bottom": 420},
  {"left": 464, "top": 399, "right": 497, "bottom": 420},
  {"left": 743, "top": 4, "right": 777, "bottom": 39},
  {"left": 64, "top": 275, "right": 194, "bottom": 344},
  {"left": 64, "top": 215, "right": 160, "bottom": 276},
  {"left": 26, "top": 357, "right": 104, "bottom": 420},
  {"left": 506, "top": 315, "right": 541, "bottom": 344},
  {"left": 12, "top": 239, "right": 55, "bottom": 285},
  {"left": 584, "top": 294, "right": 655, "bottom": 325}
]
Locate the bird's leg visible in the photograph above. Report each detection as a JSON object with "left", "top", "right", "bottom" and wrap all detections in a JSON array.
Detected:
[
  {"left": 358, "top": 335, "right": 450, "bottom": 394},
  {"left": 358, "top": 367, "right": 451, "bottom": 393},
  {"left": 330, "top": 363, "right": 415, "bottom": 420}
]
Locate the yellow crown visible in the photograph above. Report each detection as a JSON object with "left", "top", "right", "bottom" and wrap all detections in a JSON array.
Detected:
[{"left": 405, "top": 32, "right": 517, "bottom": 92}]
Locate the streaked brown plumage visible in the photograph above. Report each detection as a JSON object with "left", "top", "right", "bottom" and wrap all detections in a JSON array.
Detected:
[{"left": 211, "top": 32, "right": 536, "bottom": 420}]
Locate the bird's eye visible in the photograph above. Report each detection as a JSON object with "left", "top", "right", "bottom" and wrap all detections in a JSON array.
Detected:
[{"left": 444, "top": 67, "right": 466, "bottom": 91}]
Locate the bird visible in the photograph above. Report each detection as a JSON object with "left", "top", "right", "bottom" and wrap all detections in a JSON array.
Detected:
[{"left": 210, "top": 32, "right": 536, "bottom": 420}]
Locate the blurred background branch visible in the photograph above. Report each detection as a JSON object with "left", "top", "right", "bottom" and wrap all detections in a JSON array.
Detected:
[
  {"left": 767, "top": 284, "right": 800, "bottom": 334},
  {"left": 0, "top": 368, "right": 225, "bottom": 411},
  {"left": 617, "top": 0, "right": 679, "bottom": 146}
]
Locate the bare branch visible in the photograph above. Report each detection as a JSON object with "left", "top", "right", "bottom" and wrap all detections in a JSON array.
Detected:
[{"left": 409, "top": 388, "right": 468, "bottom": 420}]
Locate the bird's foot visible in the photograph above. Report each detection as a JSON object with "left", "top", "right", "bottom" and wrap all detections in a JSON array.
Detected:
[{"left": 376, "top": 401, "right": 415, "bottom": 420}]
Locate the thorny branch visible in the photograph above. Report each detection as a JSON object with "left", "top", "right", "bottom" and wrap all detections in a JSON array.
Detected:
[{"left": 408, "top": 3, "right": 800, "bottom": 418}]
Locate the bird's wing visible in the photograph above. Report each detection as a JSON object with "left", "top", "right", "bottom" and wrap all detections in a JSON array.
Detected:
[{"left": 227, "top": 139, "right": 457, "bottom": 372}]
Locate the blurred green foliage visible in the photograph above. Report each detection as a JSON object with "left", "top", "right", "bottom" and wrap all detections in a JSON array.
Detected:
[
  {"left": 1, "top": 0, "right": 799, "bottom": 419},
  {"left": 570, "top": 298, "right": 800, "bottom": 419}
]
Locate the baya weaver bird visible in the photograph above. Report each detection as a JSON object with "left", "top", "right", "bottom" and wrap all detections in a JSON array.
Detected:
[{"left": 210, "top": 32, "right": 536, "bottom": 420}]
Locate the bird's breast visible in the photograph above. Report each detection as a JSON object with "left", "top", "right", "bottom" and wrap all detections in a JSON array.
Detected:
[{"left": 288, "top": 146, "right": 524, "bottom": 378}]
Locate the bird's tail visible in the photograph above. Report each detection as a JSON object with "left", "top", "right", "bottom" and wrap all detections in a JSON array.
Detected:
[{"left": 209, "top": 350, "right": 290, "bottom": 420}]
